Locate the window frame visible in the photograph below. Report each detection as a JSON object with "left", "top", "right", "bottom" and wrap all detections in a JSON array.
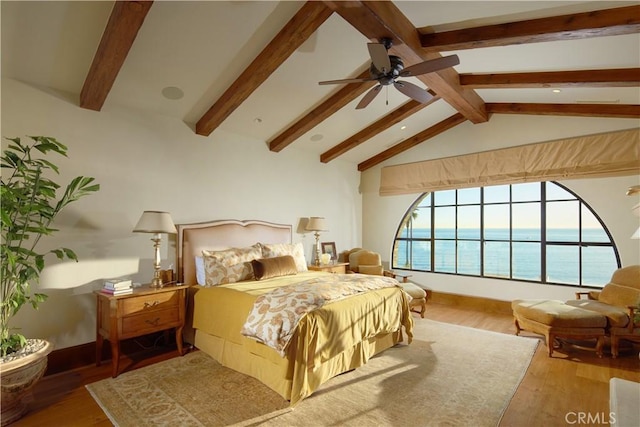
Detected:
[{"left": 391, "top": 181, "right": 621, "bottom": 288}]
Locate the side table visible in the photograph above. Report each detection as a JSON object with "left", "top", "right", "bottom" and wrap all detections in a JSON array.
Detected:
[
  {"left": 95, "top": 284, "right": 188, "bottom": 377},
  {"left": 308, "top": 262, "right": 349, "bottom": 274}
]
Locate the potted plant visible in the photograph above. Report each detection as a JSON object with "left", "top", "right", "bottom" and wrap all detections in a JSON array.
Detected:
[{"left": 0, "top": 136, "right": 99, "bottom": 425}]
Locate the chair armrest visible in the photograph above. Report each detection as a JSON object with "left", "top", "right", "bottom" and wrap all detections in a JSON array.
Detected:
[{"left": 384, "top": 270, "right": 412, "bottom": 283}]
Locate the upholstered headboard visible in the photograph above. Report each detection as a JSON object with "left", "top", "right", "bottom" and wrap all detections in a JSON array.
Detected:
[{"left": 176, "top": 219, "right": 292, "bottom": 285}]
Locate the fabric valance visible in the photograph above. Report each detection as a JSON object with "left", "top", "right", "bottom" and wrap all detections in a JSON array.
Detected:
[{"left": 379, "top": 128, "right": 640, "bottom": 196}]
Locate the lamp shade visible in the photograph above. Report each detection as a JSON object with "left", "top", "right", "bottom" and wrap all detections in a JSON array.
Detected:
[
  {"left": 305, "top": 217, "right": 327, "bottom": 232},
  {"left": 133, "top": 211, "right": 177, "bottom": 234}
]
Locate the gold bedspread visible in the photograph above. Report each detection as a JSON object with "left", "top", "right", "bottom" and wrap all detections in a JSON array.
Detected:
[{"left": 192, "top": 271, "right": 413, "bottom": 405}]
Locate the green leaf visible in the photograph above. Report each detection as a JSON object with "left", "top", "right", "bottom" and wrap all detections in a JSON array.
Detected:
[{"left": 1, "top": 135, "right": 99, "bottom": 355}]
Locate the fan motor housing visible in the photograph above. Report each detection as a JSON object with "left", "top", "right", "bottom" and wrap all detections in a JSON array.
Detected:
[{"left": 370, "top": 55, "right": 404, "bottom": 86}]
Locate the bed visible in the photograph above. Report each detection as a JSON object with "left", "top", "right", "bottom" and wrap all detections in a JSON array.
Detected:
[{"left": 176, "top": 219, "right": 413, "bottom": 405}]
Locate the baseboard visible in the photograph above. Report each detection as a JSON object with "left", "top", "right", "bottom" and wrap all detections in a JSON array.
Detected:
[
  {"left": 45, "top": 332, "right": 177, "bottom": 376},
  {"left": 430, "top": 291, "right": 512, "bottom": 314}
]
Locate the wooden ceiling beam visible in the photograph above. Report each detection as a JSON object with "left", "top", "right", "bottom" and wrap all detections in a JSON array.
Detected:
[
  {"left": 321, "top": 95, "right": 437, "bottom": 163},
  {"left": 486, "top": 103, "right": 640, "bottom": 118},
  {"left": 460, "top": 69, "right": 640, "bottom": 88},
  {"left": 268, "top": 71, "right": 375, "bottom": 152},
  {"left": 358, "top": 113, "right": 467, "bottom": 172},
  {"left": 325, "top": 1, "right": 488, "bottom": 125},
  {"left": 195, "top": 2, "right": 333, "bottom": 137},
  {"left": 419, "top": 5, "right": 640, "bottom": 51},
  {"left": 80, "top": 1, "right": 153, "bottom": 111}
]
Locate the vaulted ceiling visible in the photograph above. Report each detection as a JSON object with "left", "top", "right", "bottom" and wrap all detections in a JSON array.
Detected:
[{"left": 3, "top": 1, "right": 639, "bottom": 171}]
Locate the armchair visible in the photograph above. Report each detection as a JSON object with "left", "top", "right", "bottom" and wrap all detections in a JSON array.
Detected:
[
  {"left": 344, "top": 248, "right": 428, "bottom": 317},
  {"left": 567, "top": 265, "right": 640, "bottom": 357}
]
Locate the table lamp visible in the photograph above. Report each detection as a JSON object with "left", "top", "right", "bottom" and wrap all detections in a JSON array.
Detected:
[
  {"left": 305, "top": 217, "right": 327, "bottom": 266},
  {"left": 133, "top": 211, "right": 177, "bottom": 287}
]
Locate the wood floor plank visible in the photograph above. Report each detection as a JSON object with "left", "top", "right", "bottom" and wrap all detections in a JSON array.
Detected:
[{"left": 11, "top": 302, "right": 639, "bottom": 426}]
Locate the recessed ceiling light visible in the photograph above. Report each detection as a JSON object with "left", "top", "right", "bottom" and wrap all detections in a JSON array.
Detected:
[
  {"left": 310, "top": 134, "right": 324, "bottom": 142},
  {"left": 552, "top": 89, "right": 561, "bottom": 93},
  {"left": 161, "top": 86, "right": 184, "bottom": 100},
  {"left": 400, "top": 125, "right": 407, "bottom": 130},
  {"left": 253, "top": 118, "right": 263, "bottom": 124}
]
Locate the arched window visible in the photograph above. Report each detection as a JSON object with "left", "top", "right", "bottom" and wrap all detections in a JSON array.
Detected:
[{"left": 392, "top": 182, "right": 620, "bottom": 288}]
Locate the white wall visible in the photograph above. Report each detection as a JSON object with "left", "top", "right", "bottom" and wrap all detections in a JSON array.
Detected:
[
  {"left": 361, "top": 114, "right": 640, "bottom": 302},
  {"left": 2, "top": 78, "right": 362, "bottom": 350},
  {"left": 4, "top": 77, "right": 639, "bottom": 350}
]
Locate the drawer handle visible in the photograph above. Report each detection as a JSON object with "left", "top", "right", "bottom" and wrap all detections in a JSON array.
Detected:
[
  {"left": 145, "top": 318, "right": 161, "bottom": 326},
  {"left": 144, "top": 300, "right": 160, "bottom": 308}
]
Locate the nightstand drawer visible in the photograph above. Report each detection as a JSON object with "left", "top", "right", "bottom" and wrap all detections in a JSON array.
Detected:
[
  {"left": 121, "top": 307, "right": 179, "bottom": 335},
  {"left": 322, "top": 265, "right": 345, "bottom": 274},
  {"left": 121, "top": 291, "right": 178, "bottom": 315}
]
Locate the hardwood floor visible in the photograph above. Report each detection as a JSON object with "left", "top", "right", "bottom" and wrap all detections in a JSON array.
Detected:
[{"left": 11, "top": 302, "right": 640, "bottom": 427}]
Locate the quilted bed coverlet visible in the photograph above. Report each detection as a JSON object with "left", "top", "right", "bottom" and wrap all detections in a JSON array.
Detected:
[{"left": 192, "top": 271, "right": 413, "bottom": 404}]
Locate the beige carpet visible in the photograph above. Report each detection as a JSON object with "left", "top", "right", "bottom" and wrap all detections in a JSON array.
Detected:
[{"left": 87, "top": 319, "right": 538, "bottom": 427}]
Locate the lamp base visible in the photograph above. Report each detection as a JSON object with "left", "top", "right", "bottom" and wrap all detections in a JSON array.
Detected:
[
  {"left": 314, "top": 232, "right": 321, "bottom": 266},
  {"left": 150, "top": 235, "right": 163, "bottom": 288},
  {"left": 150, "top": 267, "right": 163, "bottom": 288}
]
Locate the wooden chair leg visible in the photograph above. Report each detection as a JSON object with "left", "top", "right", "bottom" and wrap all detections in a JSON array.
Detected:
[
  {"left": 514, "top": 318, "right": 522, "bottom": 336},
  {"left": 546, "top": 333, "right": 555, "bottom": 357},
  {"left": 611, "top": 336, "right": 619, "bottom": 358},
  {"left": 419, "top": 301, "right": 426, "bottom": 318},
  {"left": 595, "top": 336, "right": 604, "bottom": 358}
]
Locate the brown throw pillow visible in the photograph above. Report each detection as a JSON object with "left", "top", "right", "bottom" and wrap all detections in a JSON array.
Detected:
[{"left": 252, "top": 255, "right": 298, "bottom": 280}]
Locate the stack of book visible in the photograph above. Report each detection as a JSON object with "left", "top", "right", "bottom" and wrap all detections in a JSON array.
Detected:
[{"left": 101, "top": 278, "right": 133, "bottom": 295}]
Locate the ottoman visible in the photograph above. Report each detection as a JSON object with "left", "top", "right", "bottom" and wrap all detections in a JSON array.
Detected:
[
  {"left": 512, "top": 299, "right": 607, "bottom": 357},
  {"left": 400, "top": 282, "right": 428, "bottom": 318}
]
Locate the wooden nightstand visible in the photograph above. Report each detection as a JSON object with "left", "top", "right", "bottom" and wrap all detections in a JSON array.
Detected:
[
  {"left": 308, "top": 262, "right": 349, "bottom": 274},
  {"left": 95, "top": 284, "right": 188, "bottom": 377}
]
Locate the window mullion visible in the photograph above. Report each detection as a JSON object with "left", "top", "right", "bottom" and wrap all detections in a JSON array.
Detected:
[{"left": 541, "top": 182, "right": 547, "bottom": 284}]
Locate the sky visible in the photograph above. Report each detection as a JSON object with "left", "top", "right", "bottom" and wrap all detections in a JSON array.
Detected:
[{"left": 409, "top": 182, "right": 604, "bottom": 229}]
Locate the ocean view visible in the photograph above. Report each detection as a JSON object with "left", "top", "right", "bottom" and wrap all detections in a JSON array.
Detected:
[{"left": 394, "top": 228, "right": 618, "bottom": 287}]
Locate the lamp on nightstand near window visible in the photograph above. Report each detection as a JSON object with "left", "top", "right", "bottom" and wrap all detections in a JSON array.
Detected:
[
  {"left": 133, "top": 211, "right": 177, "bottom": 288},
  {"left": 306, "top": 217, "right": 327, "bottom": 266},
  {"left": 627, "top": 185, "right": 640, "bottom": 239}
]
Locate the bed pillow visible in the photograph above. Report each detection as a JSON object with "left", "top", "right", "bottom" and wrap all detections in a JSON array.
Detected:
[
  {"left": 260, "top": 242, "right": 308, "bottom": 272},
  {"left": 251, "top": 255, "right": 298, "bottom": 280},
  {"left": 202, "top": 244, "right": 262, "bottom": 286},
  {"left": 195, "top": 256, "right": 206, "bottom": 285}
]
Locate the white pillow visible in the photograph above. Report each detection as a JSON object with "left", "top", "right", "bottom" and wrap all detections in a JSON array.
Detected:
[
  {"left": 195, "top": 256, "right": 205, "bottom": 285},
  {"left": 260, "top": 242, "right": 308, "bottom": 272}
]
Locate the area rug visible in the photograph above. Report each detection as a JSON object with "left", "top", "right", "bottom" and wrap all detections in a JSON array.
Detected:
[{"left": 87, "top": 319, "right": 538, "bottom": 426}]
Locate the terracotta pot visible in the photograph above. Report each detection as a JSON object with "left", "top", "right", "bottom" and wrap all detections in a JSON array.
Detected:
[{"left": 0, "top": 339, "right": 52, "bottom": 426}]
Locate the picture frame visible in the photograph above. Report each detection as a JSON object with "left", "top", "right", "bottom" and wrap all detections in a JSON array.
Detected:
[{"left": 321, "top": 241, "right": 337, "bottom": 260}]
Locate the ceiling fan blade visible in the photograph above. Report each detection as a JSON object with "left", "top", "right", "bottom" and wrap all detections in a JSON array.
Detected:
[
  {"left": 319, "top": 77, "right": 374, "bottom": 85},
  {"left": 400, "top": 55, "right": 460, "bottom": 77},
  {"left": 356, "top": 85, "right": 382, "bottom": 109},
  {"left": 367, "top": 43, "right": 391, "bottom": 73},
  {"left": 394, "top": 81, "right": 434, "bottom": 104}
]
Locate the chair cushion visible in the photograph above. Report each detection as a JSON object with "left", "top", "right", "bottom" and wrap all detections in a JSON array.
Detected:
[
  {"left": 610, "top": 265, "right": 640, "bottom": 290},
  {"left": 358, "top": 264, "right": 384, "bottom": 276},
  {"left": 400, "top": 282, "right": 427, "bottom": 300},
  {"left": 349, "top": 250, "right": 381, "bottom": 273},
  {"left": 566, "top": 299, "right": 630, "bottom": 328},
  {"left": 598, "top": 283, "right": 640, "bottom": 309},
  {"left": 512, "top": 299, "right": 606, "bottom": 328}
]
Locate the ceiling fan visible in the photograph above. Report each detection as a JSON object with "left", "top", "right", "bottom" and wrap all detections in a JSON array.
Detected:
[{"left": 319, "top": 38, "right": 459, "bottom": 109}]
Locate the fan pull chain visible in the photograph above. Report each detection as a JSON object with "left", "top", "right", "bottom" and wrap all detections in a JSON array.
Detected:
[{"left": 386, "top": 86, "right": 389, "bottom": 106}]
